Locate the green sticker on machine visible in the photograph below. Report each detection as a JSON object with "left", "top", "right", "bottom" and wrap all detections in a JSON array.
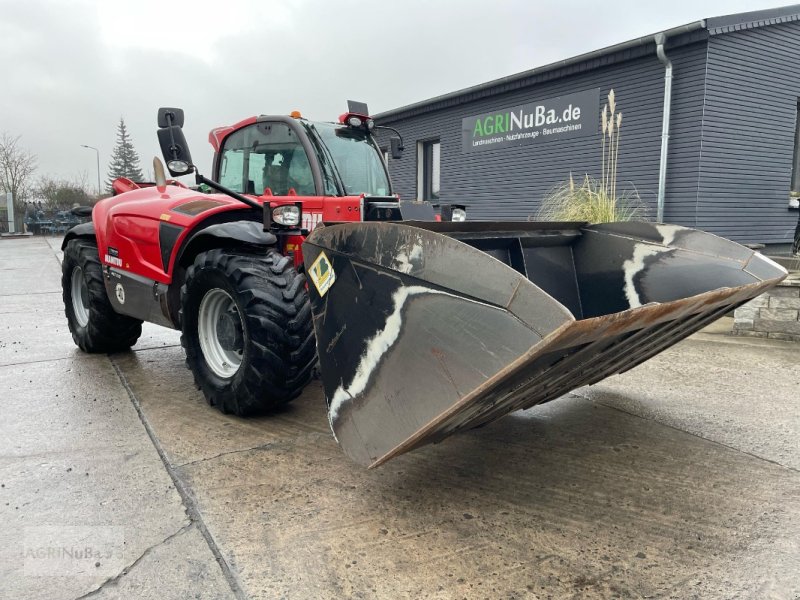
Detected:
[{"left": 309, "top": 252, "right": 336, "bottom": 297}]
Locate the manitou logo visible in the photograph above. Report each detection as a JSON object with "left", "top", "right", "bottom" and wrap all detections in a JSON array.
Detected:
[{"left": 104, "top": 254, "right": 122, "bottom": 267}]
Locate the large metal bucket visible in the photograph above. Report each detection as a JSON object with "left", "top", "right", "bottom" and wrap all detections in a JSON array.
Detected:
[{"left": 302, "top": 221, "right": 787, "bottom": 467}]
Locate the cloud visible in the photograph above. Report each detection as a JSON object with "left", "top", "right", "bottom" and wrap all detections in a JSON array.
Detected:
[{"left": 0, "top": 0, "right": 788, "bottom": 188}]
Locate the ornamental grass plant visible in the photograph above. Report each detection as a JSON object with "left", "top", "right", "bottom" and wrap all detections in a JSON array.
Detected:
[
  {"left": 537, "top": 89, "right": 647, "bottom": 223},
  {"left": 537, "top": 173, "right": 644, "bottom": 223}
]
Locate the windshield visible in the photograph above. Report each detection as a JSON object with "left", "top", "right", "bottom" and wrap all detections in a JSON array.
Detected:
[
  {"left": 218, "top": 122, "right": 315, "bottom": 196},
  {"left": 310, "top": 122, "right": 391, "bottom": 196}
]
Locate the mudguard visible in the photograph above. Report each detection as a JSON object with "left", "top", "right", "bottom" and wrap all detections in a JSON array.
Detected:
[
  {"left": 176, "top": 220, "right": 277, "bottom": 268},
  {"left": 303, "top": 221, "right": 788, "bottom": 467},
  {"left": 61, "top": 222, "right": 96, "bottom": 250}
]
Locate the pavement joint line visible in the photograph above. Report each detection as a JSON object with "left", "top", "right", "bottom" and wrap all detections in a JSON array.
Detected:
[
  {"left": 130, "top": 344, "right": 183, "bottom": 353},
  {"left": 176, "top": 442, "right": 283, "bottom": 469},
  {"left": 0, "top": 355, "right": 89, "bottom": 369},
  {"left": 73, "top": 522, "right": 194, "bottom": 600},
  {"left": 108, "top": 355, "right": 248, "bottom": 600},
  {"left": 175, "top": 430, "right": 328, "bottom": 470},
  {"left": 572, "top": 391, "right": 800, "bottom": 475},
  {"left": 0, "top": 290, "right": 62, "bottom": 297},
  {"left": 49, "top": 239, "right": 65, "bottom": 267},
  {"left": 0, "top": 350, "right": 117, "bottom": 369},
  {"left": 0, "top": 347, "right": 183, "bottom": 369}
]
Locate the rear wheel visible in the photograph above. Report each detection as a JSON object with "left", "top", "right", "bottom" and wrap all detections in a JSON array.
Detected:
[
  {"left": 62, "top": 239, "right": 143, "bottom": 352},
  {"left": 180, "top": 248, "right": 316, "bottom": 416}
]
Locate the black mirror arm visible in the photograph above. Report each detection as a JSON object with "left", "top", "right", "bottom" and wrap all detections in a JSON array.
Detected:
[
  {"left": 163, "top": 110, "right": 178, "bottom": 126},
  {"left": 158, "top": 109, "right": 261, "bottom": 213},
  {"left": 164, "top": 114, "right": 181, "bottom": 163},
  {"left": 163, "top": 112, "right": 187, "bottom": 164},
  {"left": 194, "top": 172, "right": 262, "bottom": 211},
  {"left": 374, "top": 125, "right": 404, "bottom": 151}
]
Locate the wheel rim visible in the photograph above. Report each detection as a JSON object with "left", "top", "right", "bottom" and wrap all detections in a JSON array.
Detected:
[
  {"left": 198, "top": 288, "right": 244, "bottom": 379},
  {"left": 70, "top": 266, "right": 90, "bottom": 327}
]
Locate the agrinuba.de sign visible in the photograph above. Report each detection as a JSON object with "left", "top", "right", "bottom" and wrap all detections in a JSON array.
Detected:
[{"left": 461, "top": 88, "right": 600, "bottom": 153}]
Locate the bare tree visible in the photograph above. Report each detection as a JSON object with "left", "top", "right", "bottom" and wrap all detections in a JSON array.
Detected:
[
  {"left": 0, "top": 133, "right": 37, "bottom": 230},
  {"left": 36, "top": 176, "right": 93, "bottom": 211}
]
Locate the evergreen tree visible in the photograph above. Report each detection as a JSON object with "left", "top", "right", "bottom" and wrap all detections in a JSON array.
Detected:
[{"left": 106, "top": 118, "right": 144, "bottom": 190}]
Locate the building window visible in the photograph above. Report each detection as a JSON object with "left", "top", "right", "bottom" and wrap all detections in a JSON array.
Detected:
[
  {"left": 792, "top": 101, "right": 800, "bottom": 194},
  {"left": 417, "top": 139, "right": 440, "bottom": 200}
]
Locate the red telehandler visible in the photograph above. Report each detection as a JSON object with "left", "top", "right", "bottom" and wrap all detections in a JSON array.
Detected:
[
  {"left": 62, "top": 103, "right": 451, "bottom": 417},
  {"left": 62, "top": 103, "right": 786, "bottom": 467}
]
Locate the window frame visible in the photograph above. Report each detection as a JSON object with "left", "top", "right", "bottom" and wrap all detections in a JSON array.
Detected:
[
  {"left": 417, "top": 138, "right": 441, "bottom": 201},
  {"left": 213, "top": 117, "right": 325, "bottom": 196}
]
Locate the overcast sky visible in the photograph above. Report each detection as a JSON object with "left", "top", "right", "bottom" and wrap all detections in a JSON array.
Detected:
[{"left": 0, "top": 0, "right": 793, "bottom": 191}]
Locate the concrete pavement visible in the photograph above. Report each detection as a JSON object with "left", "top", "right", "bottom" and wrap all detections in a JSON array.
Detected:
[
  {"left": 0, "top": 237, "right": 233, "bottom": 599},
  {"left": 1, "top": 236, "right": 798, "bottom": 599}
]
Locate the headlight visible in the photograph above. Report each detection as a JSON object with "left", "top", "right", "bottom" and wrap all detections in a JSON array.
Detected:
[
  {"left": 451, "top": 207, "right": 467, "bottom": 222},
  {"left": 347, "top": 116, "right": 363, "bottom": 127},
  {"left": 272, "top": 205, "right": 301, "bottom": 226},
  {"left": 167, "top": 159, "right": 191, "bottom": 174}
]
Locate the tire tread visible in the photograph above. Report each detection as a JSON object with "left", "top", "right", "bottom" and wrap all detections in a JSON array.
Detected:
[
  {"left": 180, "top": 248, "right": 316, "bottom": 416},
  {"left": 62, "top": 239, "right": 142, "bottom": 353}
]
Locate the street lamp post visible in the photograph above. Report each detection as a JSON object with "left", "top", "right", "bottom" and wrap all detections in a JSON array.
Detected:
[{"left": 80, "top": 144, "right": 101, "bottom": 196}]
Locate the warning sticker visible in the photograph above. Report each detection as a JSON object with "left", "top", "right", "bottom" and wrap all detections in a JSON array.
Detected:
[{"left": 308, "top": 252, "right": 336, "bottom": 297}]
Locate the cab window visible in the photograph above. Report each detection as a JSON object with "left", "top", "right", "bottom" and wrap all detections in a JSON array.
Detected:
[{"left": 218, "top": 122, "right": 315, "bottom": 196}]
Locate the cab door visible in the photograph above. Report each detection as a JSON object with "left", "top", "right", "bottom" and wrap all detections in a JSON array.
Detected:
[{"left": 216, "top": 121, "right": 318, "bottom": 197}]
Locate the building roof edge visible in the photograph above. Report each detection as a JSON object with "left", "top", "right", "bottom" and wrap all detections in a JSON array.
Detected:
[{"left": 375, "top": 4, "right": 800, "bottom": 123}]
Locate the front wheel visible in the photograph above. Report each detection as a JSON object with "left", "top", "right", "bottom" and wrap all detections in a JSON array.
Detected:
[{"left": 180, "top": 248, "right": 316, "bottom": 416}]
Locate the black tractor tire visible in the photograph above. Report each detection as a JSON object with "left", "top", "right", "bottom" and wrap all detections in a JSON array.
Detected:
[
  {"left": 180, "top": 248, "right": 317, "bottom": 416},
  {"left": 62, "top": 239, "right": 143, "bottom": 352}
]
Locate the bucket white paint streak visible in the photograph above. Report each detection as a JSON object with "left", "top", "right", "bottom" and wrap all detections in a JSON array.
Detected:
[
  {"left": 327, "top": 285, "right": 499, "bottom": 430},
  {"left": 623, "top": 244, "right": 671, "bottom": 308},
  {"left": 655, "top": 224, "right": 684, "bottom": 247},
  {"left": 391, "top": 240, "right": 424, "bottom": 274}
]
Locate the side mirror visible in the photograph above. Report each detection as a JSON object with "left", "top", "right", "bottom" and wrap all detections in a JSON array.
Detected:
[
  {"left": 157, "top": 126, "right": 194, "bottom": 176},
  {"left": 157, "top": 107, "right": 185, "bottom": 128},
  {"left": 390, "top": 136, "right": 404, "bottom": 160}
]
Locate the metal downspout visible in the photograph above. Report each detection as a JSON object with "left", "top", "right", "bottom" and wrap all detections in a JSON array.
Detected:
[{"left": 655, "top": 33, "right": 672, "bottom": 223}]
